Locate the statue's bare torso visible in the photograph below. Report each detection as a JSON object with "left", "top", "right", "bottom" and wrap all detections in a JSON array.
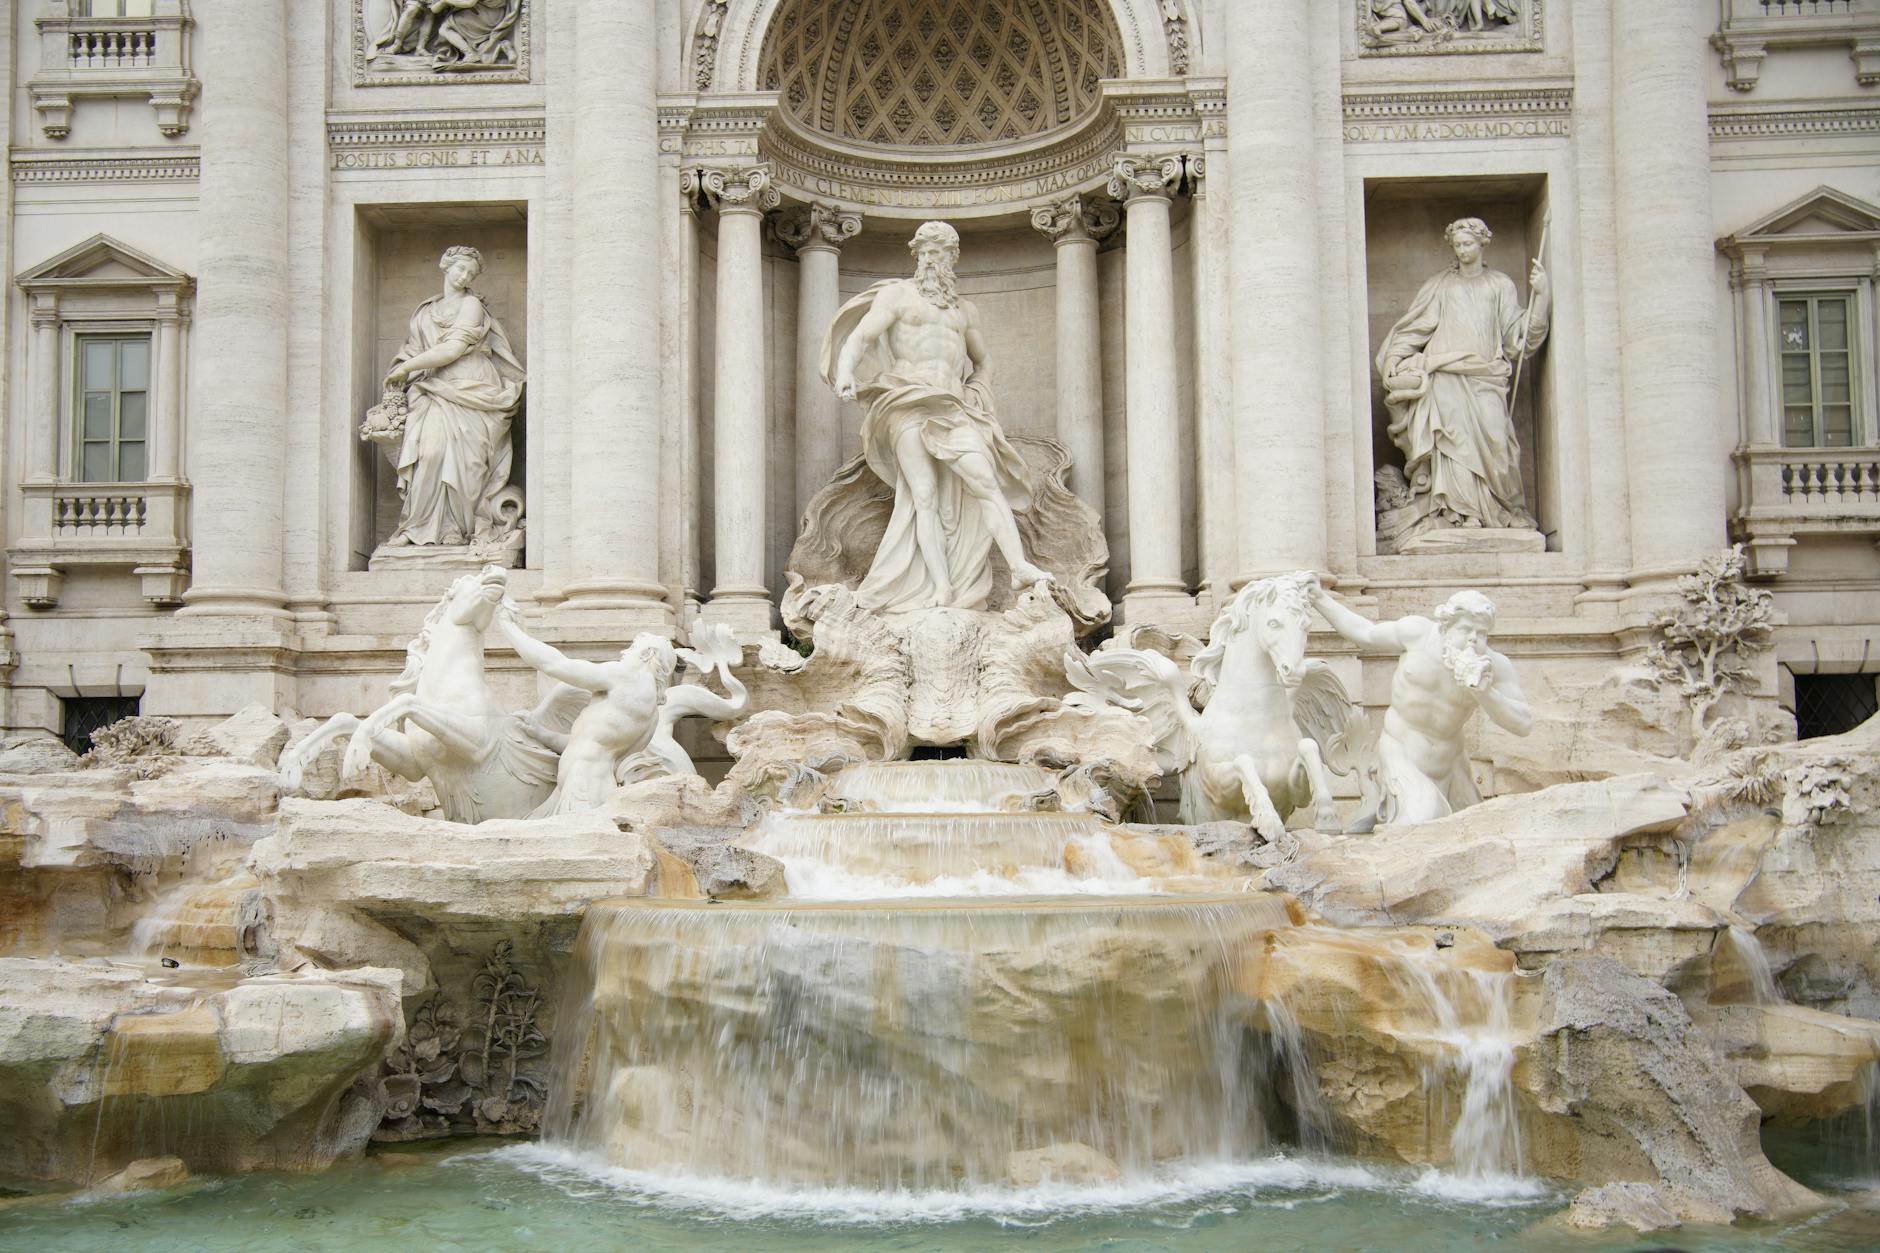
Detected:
[{"left": 876, "top": 279, "right": 973, "bottom": 398}]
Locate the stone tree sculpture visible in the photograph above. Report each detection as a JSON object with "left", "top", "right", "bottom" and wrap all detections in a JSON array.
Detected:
[
  {"left": 1644, "top": 545, "right": 1778, "bottom": 744},
  {"left": 361, "top": 245, "right": 526, "bottom": 569},
  {"left": 1374, "top": 216, "right": 1548, "bottom": 551},
  {"left": 1311, "top": 584, "right": 1532, "bottom": 829}
]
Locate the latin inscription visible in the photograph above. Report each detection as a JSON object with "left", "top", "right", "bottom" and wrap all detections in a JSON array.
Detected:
[
  {"left": 1343, "top": 119, "right": 1570, "bottom": 143},
  {"left": 331, "top": 146, "right": 545, "bottom": 171}
]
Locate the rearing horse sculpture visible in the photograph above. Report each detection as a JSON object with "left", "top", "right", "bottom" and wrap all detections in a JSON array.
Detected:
[
  {"left": 278, "top": 565, "right": 572, "bottom": 823},
  {"left": 1065, "top": 572, "right": 1355, "bottom": 838}
]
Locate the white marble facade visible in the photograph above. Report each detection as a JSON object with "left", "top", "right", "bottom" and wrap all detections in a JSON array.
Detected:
[{"left": 2, "top": 0, "right": 1880, "bottom": 748}]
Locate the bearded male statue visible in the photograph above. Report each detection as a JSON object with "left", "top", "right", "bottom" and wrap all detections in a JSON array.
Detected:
[{"left": 822, "top": 221, "right": 1054, "bottom": 613}]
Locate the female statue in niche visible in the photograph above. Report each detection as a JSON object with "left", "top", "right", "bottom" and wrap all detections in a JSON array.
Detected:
[
  {"left": 365, "top": 245, "right": 526, "bottom": 562},
  {"left": 1375, "top": 216, "right": 1548, "bottom": 544}
]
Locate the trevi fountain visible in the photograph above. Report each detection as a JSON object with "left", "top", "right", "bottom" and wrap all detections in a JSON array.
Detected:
[{"left": 1, "top": 2, "right": 1879, "bottom": 1251}]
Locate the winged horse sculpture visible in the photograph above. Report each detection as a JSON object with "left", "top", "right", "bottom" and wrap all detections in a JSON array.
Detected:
[
  {"left": 278, "top": 565, "right": 575, "bottom": 823},
  {"left": 1065, "top": 572, "right": 1356, "bottom": 838}
]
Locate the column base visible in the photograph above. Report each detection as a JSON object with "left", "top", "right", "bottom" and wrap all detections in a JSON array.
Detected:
[
  {"left": 1120, "top": 585, "right": 1204, "bottom": 636},
  {"left": 552, "top": 578, "right": 678, "bottom": 636},
  {"left": 139, "top": 618, "right": 301, "bottom": 723},
  {"left": 699, "top": 590, "right": 777, "bottom": 642}
]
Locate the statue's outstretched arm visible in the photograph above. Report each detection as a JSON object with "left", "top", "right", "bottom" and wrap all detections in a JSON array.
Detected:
[
  {"left": 498, "top": 614, "right": 611, "bottom": 693},
  {"left": 1311, "top": 585, "right": 1410, "bottom": 654}
]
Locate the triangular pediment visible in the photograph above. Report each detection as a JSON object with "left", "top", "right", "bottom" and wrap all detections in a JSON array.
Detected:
[
  {"left": 1721, "top": 186, "right": 1880, "bottom": 250},
  {"left": 16, "top": 233, "right": 191, "bottom": 290}
]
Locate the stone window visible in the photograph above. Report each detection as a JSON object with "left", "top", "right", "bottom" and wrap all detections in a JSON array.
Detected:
[
  {"left": 1719, "top": 187, "right": 1880, "bottom": 576},
  {"left": 77, "top": 1, "right": 157, "bottom": 15},
  {"left": 10, "top": 234, "right": 192, "bottom": 607},
  {"left": 1777, "top": 292, "right": 1860, "bottom": 448},
  {"left": 74, "top": 333, "right": 152, "bottom": 482}
]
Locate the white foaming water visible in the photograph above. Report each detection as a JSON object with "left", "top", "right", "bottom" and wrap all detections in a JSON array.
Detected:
[
  {"left": 771, "top": 831, "right": 1164, "bottom": 900},
  {"left": 491, "top": 1142, "right": 1428, "bottom": 1225},
  {"left": 1379, "top": 948, "right": 1525, "bottom": 1180},
  {"left": 1721, "top": 925, "right": 1784, "bottom": 1006}
]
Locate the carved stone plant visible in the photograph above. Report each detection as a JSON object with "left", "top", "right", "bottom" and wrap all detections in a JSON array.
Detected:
[
  {"left": 1644, "top": 545, "right": 1777, "bottom": 743},
  {"left": 374, "top": 941, "right": 547, "bottom": 1141}
]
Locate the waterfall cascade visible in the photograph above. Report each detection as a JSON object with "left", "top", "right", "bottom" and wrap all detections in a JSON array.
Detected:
[{"left": 544, "top": 760, "right": 1529, "bottom": 1193}]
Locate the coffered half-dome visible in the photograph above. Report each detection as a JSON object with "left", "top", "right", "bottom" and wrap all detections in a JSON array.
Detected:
[{"left": 760, "top": 0, "right": 1125, "bottom": 148}]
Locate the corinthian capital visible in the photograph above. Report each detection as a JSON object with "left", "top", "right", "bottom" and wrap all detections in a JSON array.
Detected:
[
  {"left": 698, "top": 164, "right": 782, "bottom": 215},
  {"left": 1106, "top": 154, "right": 1189, "bottom": 203},
  {"left": 776, "top": 201, "right": 864, "bottom": 252},
  {"left": 1029, "top": 193, "right": 1121, "bottom": 244}
]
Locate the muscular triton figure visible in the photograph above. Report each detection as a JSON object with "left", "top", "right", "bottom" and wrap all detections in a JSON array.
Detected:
[
  {"left": 495, "top": 606, "right": 676, "bottom": 817},
  {"left": 823, "top": 221, "right": 1053, "bottom": 612},
  {"left": 1310, "top": 583, "right": 1532, "bottom": 828}
]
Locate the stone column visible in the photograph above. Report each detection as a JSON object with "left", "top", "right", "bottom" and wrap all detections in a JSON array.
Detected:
[
  {"left": 1186, "top": 156, "right": 1236, "bottom": 605},
  {"left": 702, "top": 165, "right": 781, "bottom": 637},
  {"left": 1030, "top": 193, "right": 1116, "bottom": 520},
  {"left": 1613, "top": 0, "right": 1726, "bottom": 585},
  {"left": 151, "top": 295, "right": 184, "bottom": 480},
  {"left": 179, "top": 0, "right": 288, "bottom": 619},
  {"left": 1735, "top": 250, "right": 1775, "bottom": 448},
  {"left": 777, "top": 201, "right": 862, "bottom": 515},
  {"left": 561, "top": 0, "right": 672, "bottom": 624},
  {"left": 26, "top": 295, "right": 59, "bottom": 482},
  {"left": 1225, "top": 0, "right": 1325, "bottom": 580},
  {"left": 1109, "top": 155, "right": 1193, "bottom": 625},
  {"left": 677, "top": 167, "right": 705, "bottom": 609}
]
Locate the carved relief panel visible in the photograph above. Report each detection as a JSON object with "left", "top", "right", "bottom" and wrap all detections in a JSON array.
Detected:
[
  {"left": 1357, "top": 0, "right": 1541, "bottom": 57},
  {"left": 354, "top": 0, "right": 530, "bottom": 87}
]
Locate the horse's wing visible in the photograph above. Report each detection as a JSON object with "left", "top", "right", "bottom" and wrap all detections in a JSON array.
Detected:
[
  {"left": 1292, "top": 661, "right": 1359, "bottom": 774},
  {"left": 1062, "top": 647, "right": 1198, "bottom": 774},
  {"left": 524, "top": 682, "right": 591, "bottom": 743}
]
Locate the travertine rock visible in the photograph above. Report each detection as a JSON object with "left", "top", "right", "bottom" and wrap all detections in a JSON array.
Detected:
[
  {"left": 1266, "top": 774, "right": 1690, "bottom": 937},
  {"left": 1696, "top": 1002, "right": 1880, "bottom": 1122},
  {"left": 650, "top": 827, "right": 785, "bottom": 900},
  {"left": 1523, "top": 956, "right": 1818, "bottom": 1224},
  {"left": 86, "top": 1155, "right": 191, "bottom": 1196},
  {"left": 1007, "top": 1142, "right": 1122, "bottom": 1187},
  {"left": 0, "top": 737, "right": 81, "bottom": 776},
  {"left": 1566, "top": 1181, "right": 1681, "bottom": 1232},
  {"left": 183, "top": 704, "right": 290, "bottom": 767},
  {"left": 0, "top": 958, "right": 399, "bottom": 1184}
]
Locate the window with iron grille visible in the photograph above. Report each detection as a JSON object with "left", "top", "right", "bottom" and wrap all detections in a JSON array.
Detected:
[
  {"left": 59, "top": 695, "right": 141, "bottom": 756},
  {"left": 1791, "top": 672, "right": 1878, "bottom": 740}
]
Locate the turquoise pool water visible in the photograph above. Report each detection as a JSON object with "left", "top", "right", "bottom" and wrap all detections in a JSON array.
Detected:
[{"left": 1, "top": 1137, "right": 1874, "bottom": 1253}]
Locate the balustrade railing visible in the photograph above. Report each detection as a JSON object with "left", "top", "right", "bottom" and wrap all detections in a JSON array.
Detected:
[
  {"left": 1760, "top": 0, "right": 1853, "bottom": 14},
  {"left": 67, "top": 26, "right": 158, "bottom": 70},
  {"left": 1779, "top": 455, "right": 1880, "bottom": 504},
  {"left": 52, "top": 489, "right": 148, "bottom": 538}
]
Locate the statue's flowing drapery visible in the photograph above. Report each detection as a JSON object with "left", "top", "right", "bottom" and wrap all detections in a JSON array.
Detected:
[
  {"left": 389, "top": 294, "right": 525, "bottom": 546},
  {"left": 1375, "top": 267, "right": 1547, "bottom": 530},
  {"left": 820, "top": 282, "right": 1034, "bottom": 612}
]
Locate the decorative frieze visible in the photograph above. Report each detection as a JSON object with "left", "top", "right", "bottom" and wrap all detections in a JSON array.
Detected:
[
  {"left": 1357, "top": 0, "right": 1542, "bottom": 57},
  {"left": 1709, "top": 103, "right": 1880, "bottom": 143},
  {"left": 12, "top": 151, "right": 200, "bottom": 184},
  {"left": 1341, "top": 86, "right": 1571, "bottom": 142},
  {"left": 326, "top": 115, "right": 545, "bottom": 173},
  {"left": 353, "top": 0, "right": 530, "bottom": 87}
]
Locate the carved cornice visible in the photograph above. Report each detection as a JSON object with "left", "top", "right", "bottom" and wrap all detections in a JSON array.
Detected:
[
  {"left": 12, "top": 150, "right": 199, "bottom": 184},
  {"left": 1341, "top": 86, "right": 1572, "bottom": 141},
  {"left": 699, "top": 163, "right": 782, "bottom": 215},
  {"left": 1029, "top": 193, "right": 1120, "bottom": 243},
  {"left": 775, "top": 201, "right": 862, "bottom": 252},
  {"left": 1709, "top": 102, "right": 1880, "bottom": 142},
  {"left": 327, "top": 115, "right": 546, "bottom": 149}
]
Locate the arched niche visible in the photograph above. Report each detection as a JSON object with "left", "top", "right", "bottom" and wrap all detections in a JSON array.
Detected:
[{"left": 698, "top": 0, "right": 1191, "bottom": 98}]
